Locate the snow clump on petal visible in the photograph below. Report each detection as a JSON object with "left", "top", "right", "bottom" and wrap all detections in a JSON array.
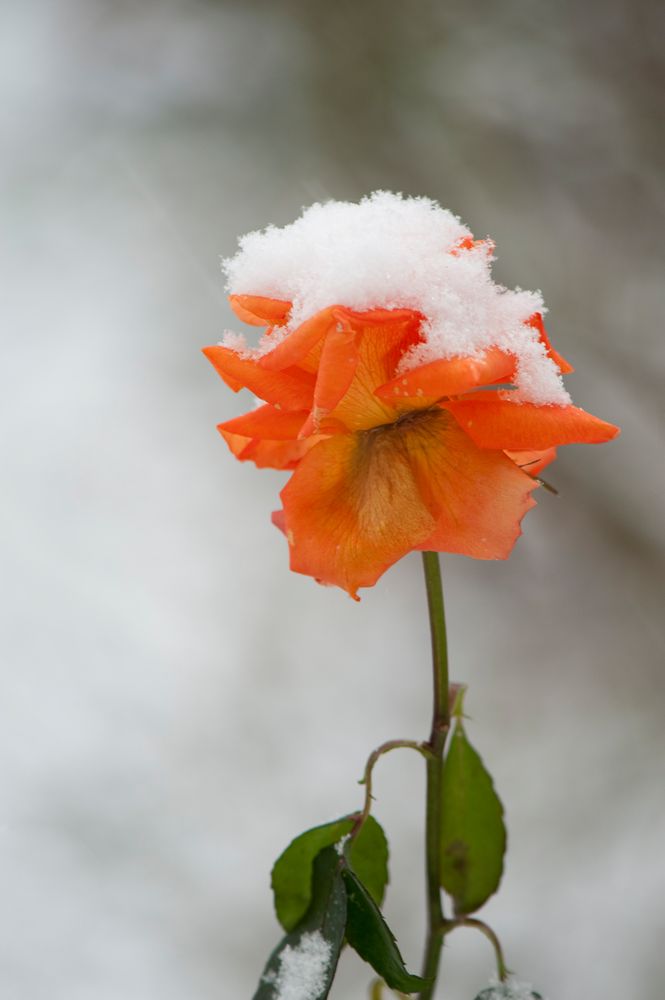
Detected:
[{"left": 222, "top": 191, "right": 570, "bottom": 406}]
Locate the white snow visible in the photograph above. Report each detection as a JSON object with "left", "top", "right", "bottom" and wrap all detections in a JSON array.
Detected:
[
  {"left": 220, "top": 330, "right": 249, "bottom": 354},
  {"left": 222, "top": 192, "right": 570, "bottom": 405},
  {"left": 270, "top": 930, "right": 332, "bottom": 1000},
  {"left": 483, "top": 974, "right": 546, "bottom": 999},
  {"left": 334, "top": 833, "right": 350, "bottom": 856}
]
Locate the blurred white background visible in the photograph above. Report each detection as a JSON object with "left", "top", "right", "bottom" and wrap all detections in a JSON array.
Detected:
[{"left": 1, "top": 1, "right": 664, "bottom": 998}]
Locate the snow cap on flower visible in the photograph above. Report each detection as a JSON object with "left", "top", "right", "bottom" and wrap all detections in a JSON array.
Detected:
[{"left": 222, "top": 191, "right": 568, "bottom": 405}]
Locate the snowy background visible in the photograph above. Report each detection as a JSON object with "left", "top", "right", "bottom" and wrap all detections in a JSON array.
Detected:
[{"left": 1, "top": 1, "right": 664, "bottom": 998}]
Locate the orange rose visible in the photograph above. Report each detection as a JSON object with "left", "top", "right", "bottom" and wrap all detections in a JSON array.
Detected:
[{"left": 204, "top": 288, "right": 618, "bottom": 598}]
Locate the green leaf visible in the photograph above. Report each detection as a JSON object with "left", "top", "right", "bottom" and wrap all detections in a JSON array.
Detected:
[
  {"left": 253, "top": 847, "right": 347, "bottom": 1000},
  {"left": 440, "top": 720, "right": 507, "bottom": 915},
  {"left": 347, "top": 816, "right": 389, "bottom": 909},
  {"left": 341, "top": 867, "right": 427, "bottom": 994},
  {"left": 272, "top": 815, "right": 388, "bottom": 931}
]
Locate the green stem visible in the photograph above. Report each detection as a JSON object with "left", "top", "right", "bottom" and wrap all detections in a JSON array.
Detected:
[
  {"left": 350, "top": 739, "right": 430, "bottom": 840},
  {"left": 449, "top": 918, "right": 509, "bottom": 982},
  {"left": 419, "top": 552, "right": 450, "bottom": 1000}
]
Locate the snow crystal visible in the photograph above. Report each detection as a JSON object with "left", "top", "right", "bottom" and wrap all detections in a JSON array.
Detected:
[
  {"left": 481, "top": 974, "right": 546, "bottom": 999},
  {"left": 222, "top": 191, "right": 570, "bottom": 405},
  {"left": 270, "top": 930, "right": 332, "bottom": 1000},
  {"left": 334, "top": 833, "right": 350, "bottom": 856},
  {"left": 219, "top": 329, "right": 249, "bottom": 354}
]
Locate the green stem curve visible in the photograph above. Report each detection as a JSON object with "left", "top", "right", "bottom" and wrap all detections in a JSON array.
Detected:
[{"left": 419, "top": 552, "right": 450, "bottom": 1000}]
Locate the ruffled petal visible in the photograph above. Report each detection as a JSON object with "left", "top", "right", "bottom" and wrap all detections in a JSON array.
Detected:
[
  {"left": 203, "top": 346, "right": 315, "bottom": 411},
  {"left": 445, "top": 398, "right": 620, "bottom": 450},
  {"left": 526, "top": 312, "right": 574, "bottom": 374},
  {"left": 218, "top": 428, "right": 308, "bottom": 470},
  {"left": 308, "top": 318, "right": 359, "bottom": 427},
  {"left": 338, "top": 306, "right": 424, "bottom": 327},
  {"left": 376, "top": 347, "right": 514, "bottom": 403},
  {"left": 279, "top": 407, "right": 539, "bottom": 596},
  {"left": 320, "top": 310, "right": 423, "bottom": 431},
  {"left": 279, "top": 430, "right": 437, "bottom": 598},
  {"left": 228, "top": 294, "right": 291, "bottom": 327},
  {"left": 506, "top": 448, "right": 557, "bottom": 476},
  {"left": 404, "top": 411, "right": 539, "bottom": 559},
  {"left": 218, "top": 404, "right": 308, "bottom": 441},
  {"left": 259, "top": 307, "right": 337, "bottom": 371}
]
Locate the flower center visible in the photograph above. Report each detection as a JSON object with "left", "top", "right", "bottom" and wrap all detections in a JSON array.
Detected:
[
  {"left": 365, "top": 405, "right": 446, "bottom": 438},
  {"left": 352, "top": 408, "right": 449, "bottom": 484}
]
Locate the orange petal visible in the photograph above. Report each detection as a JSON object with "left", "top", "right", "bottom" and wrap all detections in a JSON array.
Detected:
[
  {"left": 376, "top": 347, "right": 514, "bottom": 403},
  {"left": 450, "top": 236, "right": 495, "bottom": 256},
  {"left": 218, "top": 404, "right": 308, "bottom": 441},
  {"left": 335, "top": 306, "right": 424, "bottom": 327},
  {"left": 218, "top": 428, "right": 308, "bottom": 470},
  {"left": 451, "top": 236, "right": 475, "bottom": 254},
  {"left": 321, "top": 310, "right": 423, "bottom": 431},
  {"left": 303, "top": 318, "right": 360, "bottom": 432},
  {"left": 203, "top": 346, "right": 315, "bottom": 410},
  {"left": 280, "top": 407, "right": 539, "bottom": 597},
  {"left": 280, "top": 430, "right": 437, "bottom": 598},
  {"left": 505, "top": 447, "right": 558, "bottom": 476},
  {"left": 445, "top": 398, "right": 620, "bottom": 450},
  {"left": 526, "top": 313, "right": 574, "bottom": 374},
  {"left": 272, "top": 508, "right": 286, "bottom": 534},
  {"left": 259, "top": 307, "right": 337, "bottom": 371},
  {"left": 218, "top": 427, "right": 252, "bottom": 461},
  {"left": 400, "top": 411, "right": 538, "bottom": 559},
  {"left": 228, "top": 295, "right": 292, "bottom": 327}
]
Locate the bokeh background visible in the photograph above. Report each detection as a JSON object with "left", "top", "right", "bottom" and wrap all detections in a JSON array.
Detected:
[{"left": 2, "top": 1, "right": 664, "bottom": 997}]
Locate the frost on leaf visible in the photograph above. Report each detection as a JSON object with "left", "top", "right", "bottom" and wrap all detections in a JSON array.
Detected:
[
  {"left": 269, "top": 931, "right": 332, "bottom": 1000},
  {"left": 254, "top": 847, "right": 346, "bottom": 1000}
]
